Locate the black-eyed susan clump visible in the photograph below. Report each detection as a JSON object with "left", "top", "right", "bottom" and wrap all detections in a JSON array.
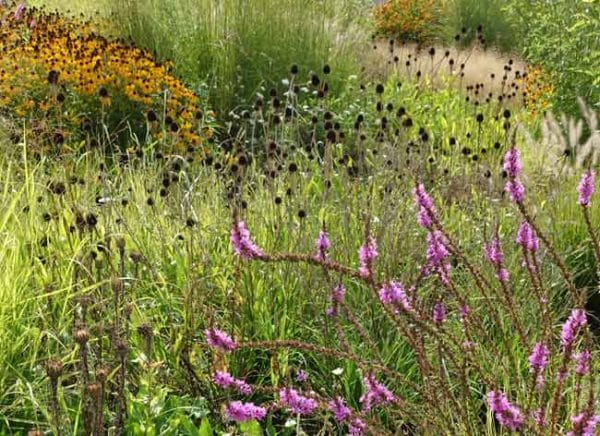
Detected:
[
  {"left": 0, "top": 3, "right": 214, "bottom": 156},
  {"left": 372, "top": 0, "right": 442, "bottom": 43},
  {"left": 516, "top": 66, "right": 554, "bottom": 119}
]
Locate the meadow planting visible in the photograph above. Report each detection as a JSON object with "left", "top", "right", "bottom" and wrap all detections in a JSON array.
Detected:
[{"left": 0, "top": 0, "right": 598, "bottom": 435}]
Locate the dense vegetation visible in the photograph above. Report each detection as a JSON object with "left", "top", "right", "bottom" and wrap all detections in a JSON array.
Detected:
[{"left": 0, "top": 0, "right": 598, "bottom": 435}]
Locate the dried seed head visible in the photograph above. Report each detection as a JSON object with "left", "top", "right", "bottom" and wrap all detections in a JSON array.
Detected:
[
  {"left": 111, "top": 277, "right": 123, "bottom": 293},
  {"left": 115, "top": 339, "right": 129, "bottom": 357},
  {"left": 45, "top": 359, "right": 64, "bottom": 380},
  {"left": 86, "top": 382, "right": 102, "bottom": 398},
  {"left": 96, "top": 366, "right": 110, "bottom": 383},
  {"left": 74, "top": 328, "right": 90, "bottom": 345}
]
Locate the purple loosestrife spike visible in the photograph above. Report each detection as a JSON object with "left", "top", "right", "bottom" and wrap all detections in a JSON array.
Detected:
[
  {"left": 532, "top": 408, "right": 546, "bottom": 428},
  {"left": 497, "top": 268, "right": 510, "bottom": 283},
  {"left": 505, "top": 179, "right": 526, "bottom": 203},
  {"left": 205, "top": 328, "right": 236, "bottom": 352},
  {"left": 516, "top": 221, "right": 539, "bottom": 252},
  {"left": 14, "top": 3, "right": 25, "bottom": 20},
  {"left": 577, "top": 169, "right": 596, "bottom": 207},
  {"left": 413, "top": 183, "right": 437, "bottom": 229},
  {"left": 213, "top": 370, "right": 234, "bottom": 388},
  {"left": 314, "top": 230, "right": 331, "bottom": 261},
  {"left": 349, "top": 418, "right": 366, "bottom": 435},
  {"left": 358, "top": 235, "right": 378, "bottom": 277},
  {"left": 573, "top": 349, "right": 591, "bottom": 376},
  {"left": 230, "top": 221, "right": 263, "bottom": 260},
  {"left": 326, "top": 284, "right": 346, "bottom": 317},
  {"left": 296, "top": 370, "right": 308, "bottom": 383},
  {"left": 528, "top": 342, "right": 550, "bottom": 389},
  {"left": 560, "top": 309, "right": 587, "bottom": 349},
  {"left": 484, "top": 238, "right": 504, "bottom": 266},
  {"left": 487, "top": 391, "right": 524, "bottom": 431},
  {"left": 528, "top": 342, "right": 550, "bottom": 373},
  {"left": 279, "top": 388, "right": 318, "bottom": 415},
  {"left": 426, "top": 230, "right": 449, "bottom": 266},
  {"left": 432, "top": 302, "right": 447, "bottom": 325},
  {"left": 225, "top": 401, "right": 267, "bottom": 422},
  {"left": 568, "top": 413, "right": 600, "bottom": 436},
  {"left": 328, "top": 397, "right": 351, "bottom": 422},
  {"left": 360, "top": 375, "right": 395, "bottom": 412},
  {"left": 378, "top": 280, "right": 411, "bottom": 311},
  {"left": 213, "top": 371, "right": 253, "bottom": 394},
  {"left": 503, "top": 147, "right": 523, "bottom": 178}
]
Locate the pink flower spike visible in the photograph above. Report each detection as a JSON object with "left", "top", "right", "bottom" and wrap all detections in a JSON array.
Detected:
[
  {"left": 230, "top": 221, "right": 263, "bottom": 260},
  {"left": 505, "top": 179, "right": 525, "bottom": 203},
  {"left": 577, "top": 169, "right": 596, "bottom": 207},
  {"left": 205, "top": 328, "right": 236, "bottom": 352},
  {"left": 432, "top": 302, "right": 447, "bottom": 325},
  {"left": 349, "top": 418, "right": 366, "bottom": 435},
  {"left": 360, "top": 375, "right": 394, "bottom": 412},
  {"left": 560, "top": 309, "right": 587, "bottom": 350},
  {"left": 358, "top": 235, "right": 378, "bottom": 277},
  {"left": 314, "top": 229, "right": 331, "bottom": 261},
  {"left": 279, "top": 387, "right": 318, "bottom": 415},
  {"left": 503, "top": 147, "right": 523, "bottom": 178},
  {"left": 516, "top": 221, "right": 538, "bottom": 252},
  {"left": 573, "top": 349, "right": 591, "bottom": 376},
  {"left": 328, "top": 397, "right": 351, "bottom": 422},
  {"left": 487, "top": 390, "right": 524, "bottom": 431},
  {"left": 225, "top": 401, "right": 266, "bottom": 422}
]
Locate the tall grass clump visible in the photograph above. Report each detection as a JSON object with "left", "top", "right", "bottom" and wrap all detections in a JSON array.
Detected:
[
  {"left": 106, "top": 0, "right": 367, "bottom": 116},
  {"left": 439, "top": 0, "right": 517, "bottom": 52}
]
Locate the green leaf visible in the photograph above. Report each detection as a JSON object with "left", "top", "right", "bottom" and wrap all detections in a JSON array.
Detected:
[
  {"left": 199, "top": 418, "right": 213, "bottom": 436},
  {"left": 239, "top": 420, "right": 263, "bottom": 436}
]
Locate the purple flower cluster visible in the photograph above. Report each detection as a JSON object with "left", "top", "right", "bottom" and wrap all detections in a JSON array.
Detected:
[
  {"left": 326, "top": 284, "right": 346, "bottom": 317},
  {"left": 225, "top": 401, "right": 267, "bottom": 422},
  {"left": 314, "top": 229, "right": 331, "bottom": 261},
  {"left": 14, "top": 3, "right": 26, "bottom": 21},
  {"left": 432, "top": 302, "right": 447, "bottom": 325},
  {"left": 279, "top": 387, "right": 318, "bottom": 415},
  {"left": 516, "top": 221, "right": 538, "bottom": 252},
  {"left": 230, "top": 221, "right": 263, "bottom": 260},
  {"left": 484, "top": 238, "right": 510, "bottom": 283},
  {"left": 378, "top": 280, "right": 411, "bottom": 312},
  {"left": 360, "top": 375, "right": 395, "bottom": 412},
  {"left": 425, "top": 230, "right": 452, "bottom": 283},
  {"left": 328, "top": 397, "right": 351, "bottom": 422},
  {"left": 348, "top": 418, "right": 366, "bottom": 435},
  {"left": 205, "top": 328, "right": 236, "bottom": 352},
  {"left": 560, "top": 309, "right": 587, "bottom": 350},
  {"left": 577, "top": 169, "right": 596, "bottom": 207},
  {"left": 568, "top": 413, "right": 600, "bottom": 436},
  {"left": 487, "top": 390, "right": 524, "bottom": 431},
  {"left": 503, "top": 147, "right": 523, "bottom": 178},
  {"left": 358, "top": 235, "right": 378, "bottom": 277},
  {"left": 528, "top": 342, "right": 550, "bottom": 389},
  {"left": 296, "top": 369, "right": 308, "bottom": 383},
  {"left": 573, "top": 349, "right": 591, "bottom": 376},
  {"left": 213, "top": 370, "right": 252, "bottom": 395},
  {"left": 503, "top": 147, "right": 526, "bottom": 203},
  {"left": 413, "top": 183, "right": 437, "bottom": 229}
]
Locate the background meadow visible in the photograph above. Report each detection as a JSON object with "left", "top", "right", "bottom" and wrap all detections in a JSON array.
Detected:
[{"left": 0, "top": 0, "right": 599, "bottom": 435}]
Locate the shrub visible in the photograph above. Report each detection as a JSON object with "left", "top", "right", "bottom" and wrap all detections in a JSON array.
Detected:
[
  {"left": 372, "top": 0, "right": 442, "bottom": 43},
  {"left": 0, "top": 3, "right": 213, "bottom": 155},
  {"left": 502, "top": 0, "right": 600, "bottom": 117}
]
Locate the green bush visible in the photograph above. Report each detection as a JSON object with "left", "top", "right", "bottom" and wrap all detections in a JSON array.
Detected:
[{"left": 502, "top": 0, "right": 600, "bottom": 117}]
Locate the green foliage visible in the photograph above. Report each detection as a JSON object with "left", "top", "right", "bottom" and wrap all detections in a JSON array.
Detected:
[
  {"left": 502, "top": 0, "right": 600, "bottom": 116},
  {"left": 105, "top": 0, "right": 368, "bottom": 117},
  {"left": 439, "top": 0, "right": 518, "bottom": 52}
]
